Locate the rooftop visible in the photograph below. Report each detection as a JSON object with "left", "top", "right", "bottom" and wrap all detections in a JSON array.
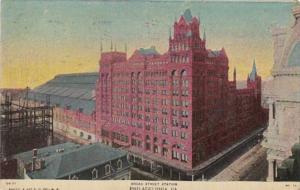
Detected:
[
  {"left": 208, "top": 50, "right": 222, "bottom": 58},
  {"left": 14, "top": 142, "right": 128, "bottom": 179},
  {"left": 27, "top": 72, "right": 98, "bottom": 115},
  {"left": 183, "top": 9, "right": 193, "bottom": 22},
  {"left": 138, "top": 46, "right": 159, "bottom": 56}
]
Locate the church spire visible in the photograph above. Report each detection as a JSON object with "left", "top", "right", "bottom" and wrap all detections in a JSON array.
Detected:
[
  {"left": 203, "top": 28, "right": 206, "bottom": 41},
  {"left": 249, "top": 59, "right": 257, "bottom": 81}
]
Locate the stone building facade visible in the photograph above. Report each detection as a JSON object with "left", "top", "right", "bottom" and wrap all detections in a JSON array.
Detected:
[
  {"left": 96, "top": 9, "right": 266, "bottom": 178},
  {"left": 262, "top": 4, "right": 300, "bottom": 182}
]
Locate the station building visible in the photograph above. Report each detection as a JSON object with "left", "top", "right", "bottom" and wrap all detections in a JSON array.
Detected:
[{"left": 96, "top": 9, "right": 267, "bottom": 179}]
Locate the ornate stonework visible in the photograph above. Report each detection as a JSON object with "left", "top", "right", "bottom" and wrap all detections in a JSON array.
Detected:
[{"left": 262, "top": 4, "right": 300, "bottom": 182}]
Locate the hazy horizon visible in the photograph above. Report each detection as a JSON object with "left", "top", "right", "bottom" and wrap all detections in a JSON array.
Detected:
[{"left": 1, "top": 0, "right": 295, "bottom": 88}]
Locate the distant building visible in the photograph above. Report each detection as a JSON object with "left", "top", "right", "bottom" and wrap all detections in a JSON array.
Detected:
[
  {"left": 277, "top": 141, "right": 300, "bottom": 181},
  {"left": 262, "top": 4, "right": 300, "bottom": 181},
  {"left": 0, "top": 88, "right": 27, "bottom": 101},
  {"left": 96, "top": 9, "right": 266, "bottom": 180},
  {"left": 25, "top": 73, "right": 98, "bottom": 144},
  {"left": 13, "top": 142, "right": 131, "bottom": 180}
]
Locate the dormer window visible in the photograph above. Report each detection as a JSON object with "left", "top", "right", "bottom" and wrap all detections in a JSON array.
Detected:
[
  {"left": 71, "top": 175, "right": 78, "bottom": 180},
  {"left": 105, "top": 164, "right": 111, "bottom": 175},
  {"left": 117, "top": 160, "right": 122, "bottom": 170},
  {"left": 79, "top": 108, "right": 83, "bottom": 113},
  {"left": 91, "top": 168, "right": 98, "bottom": 180}
]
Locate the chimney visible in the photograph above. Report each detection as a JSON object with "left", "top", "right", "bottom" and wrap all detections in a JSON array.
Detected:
[
  {"left": 32, "top": 156, "right": 37, "bottom": 171},
  {"left": 33, "top": 149, "right": 38, "bottom": 157}
]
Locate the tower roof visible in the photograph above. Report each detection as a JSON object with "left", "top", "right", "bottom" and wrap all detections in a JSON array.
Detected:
[
  {"left": 183, "top": 9, "right": 193, "bottom": 22},
  {"left": 249, "top": 59, "right": 257, "bottom": 81}
]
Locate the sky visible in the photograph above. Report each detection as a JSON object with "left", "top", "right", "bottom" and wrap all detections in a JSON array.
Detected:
[{"left": 0, "top": 0, "right": 296, "bottom": 88}]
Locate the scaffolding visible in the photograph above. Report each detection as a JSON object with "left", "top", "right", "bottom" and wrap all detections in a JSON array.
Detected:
[{"left": 0, "top": 90, "right": 53, "bottom": 161}]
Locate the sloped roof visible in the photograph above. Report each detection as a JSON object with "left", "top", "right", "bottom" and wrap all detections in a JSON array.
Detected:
[
  {"left": 208, "top": 50, "right": 222, "bottom": 58},
  {"left": 138, "top": 47, "right": 159, "bottom": 56},
  {"left": 26, "top": 72, "right": 98, "bottom": 115},
  {"left": 14, "top": 143, "right": 128, "bottom": 179},
  {"left": 183, "top": 9, "right": 193, "bottom": 22},
  {"left": 249, "top": 60, "right": 257, "bottom": 81}
]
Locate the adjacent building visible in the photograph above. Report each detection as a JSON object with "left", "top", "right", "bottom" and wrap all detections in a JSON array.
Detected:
[
  {"left": 262, "top": 4, "right": 300, "bottom": 181},
  {"left": 96, "top": 9, "right": 266, "bottom": 179},
  {"left": 276, "top": 141, "right": 300, "bottom": 181},
  {"left": 13, "top": 142, "right": 131, "bottom": 180},
  {"left": 26, "top": 73, "right": 98, "bottom": 144}
]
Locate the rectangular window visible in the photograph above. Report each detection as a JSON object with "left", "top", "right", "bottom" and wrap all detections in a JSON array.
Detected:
[
  {"left": 181, "top": 132, "right": 185, "bottom": 139},
  {"left": 154, "top": 125, "right": 158, "bottom": 133},
  {"left": 272, "top": 103, "right": 276, "bottom": 119},
  {"left": 172, "top": 130, "right": 178, "bottom": 137}
]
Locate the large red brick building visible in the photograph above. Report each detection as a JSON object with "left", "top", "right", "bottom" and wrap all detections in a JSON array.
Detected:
[{"left": 96, "top": 9, "right": 266, "bottom": 179}]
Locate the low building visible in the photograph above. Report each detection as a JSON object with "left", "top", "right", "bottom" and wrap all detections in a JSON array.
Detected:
[
  {"left": 25, "top": 72, "right": 98, "bottom": 144},
  {"left": 277, "top": 141, "right": 300, "bottom": 181},
  {"left": 13, "top": 142, "right": 131, "bottom": 180}
]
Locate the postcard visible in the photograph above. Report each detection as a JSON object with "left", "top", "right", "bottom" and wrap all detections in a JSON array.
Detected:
[{"left": 1, "top": 0, "right": 300, "bottom": 189}]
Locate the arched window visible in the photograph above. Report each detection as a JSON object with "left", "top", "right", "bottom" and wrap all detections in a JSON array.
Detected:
[
  {"left": 91, "top": 168, "right": 98, "bottom": 180},
  {"left": 71, "top": 175, "right": 78, "bottom": 180},
  {"left": 105, "top": 164, "right": 111, "bottom": 175},
  {"left": 153, "top": 137, "right": 158, "bottom": 143},
  {"left": 171, "top": 70, "right": 177, "bottom": 77},
  {"left": 145, "top": 135, "right": 150, "bottom": 141},
  {"left": 162, "top": 139, "right": 168, "bottom": 144},
  {"left": 181, "top": 70, "right": 187, "bottom": 76},
  {"left": 117, "top": 159, "right": 122, "bottom": 170}
]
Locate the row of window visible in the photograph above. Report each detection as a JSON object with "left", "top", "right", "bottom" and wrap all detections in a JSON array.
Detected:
[
  {"left": 112, "top": 132, "right": 129, "bottom": 143},
  {"left": 145, "top": 80, "right": 168, "bottom": 86},
  {"left": 70, "top": 160, "right": 123, "bottom": 180},
  {"left": 172, "top": 151, "right": 188, "bottom": 162},
  {"left": 111, "top": 70, "right": 169, "bottom": 79},
  {"left": 170, "top": 43, "right": 190, "bottom": 51},
  {"left": 112, "top": 100, "right": 189, "bottom": 112},
  {"left": 102, "top": 69, "right": 189, "bottom": 80},
  {"left": 148, "top": 61, "right": 168, "bottom": 65},
  {"left": 112, "top": 115, "right": 189, "bottom": 127},
  {"left": 54, "top": 112, "right": 93, "bottom": 128},
  {"left": 144, "top": 71, "right": 168, "bottom": 77},
  {"left": 111, "top": 88, "right": 190, "bottom": 97},
  {"left": 170, "top": 55, "right": 190, "bottom": 63}
]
